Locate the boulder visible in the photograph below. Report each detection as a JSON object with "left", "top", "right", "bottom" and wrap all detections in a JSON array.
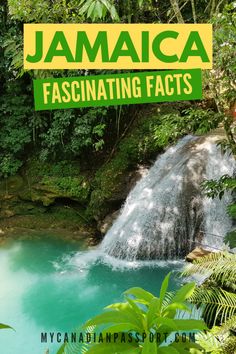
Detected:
[{"left": 186, "top": 246, "right": 212, "bottom": 262}]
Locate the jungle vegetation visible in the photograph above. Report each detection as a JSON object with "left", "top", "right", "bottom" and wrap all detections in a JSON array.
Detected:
[
  {"left": 0, "top": 1, "right": 235, "bottom": 221},
  {"left": 0, "top": 1, "right": 236, "bottom": 353},
  {"left": 57, "top": 256, "right": 236, "bottom": 354}
]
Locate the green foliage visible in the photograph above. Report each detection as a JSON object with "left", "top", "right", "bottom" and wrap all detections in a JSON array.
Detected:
[
  {"left": 195, "top": 315, "right": 236, "bottom": 354},
  {"left": 0, "top": 154, "right": 22, "bottom": 179},
  {"left": 42, "top": 176, "right": 90, "bottom": 204},
  {"left": 183, "top": 252, "right": 236, "bottom": 327},
  {"left": 190, "top": 287, "right": 236, "bottom": 327},
  {"left": 225, "top": 230, "right": 236, "bottom": 249},
  {"left": 57, "top": 273, "right": 206, "bottom": 354},
  {"left": 195, "top": 331, "right": 222, "bottom": 354},
  {"left": 203, "top": 2, "right": 236, "bottom": 153},
  {"left": 202, "top": 175, "right": 236, "bottom": 248},
  {"left": 84, "top": 274, "right": 205, "bottom": 353},
  {"left": 182, "top": 109, "right": 223, "bottom": 135},
  {"left": 205, "top": 2, "right": 236, "bottom": 111},
  {"left": 0, "top": 0, "right": 232, "bottom": 184},
  {"left": 8, "top": 0, "right": 83, "bottom": 23},
  {"left": 0, "top": 81, "right": 32, "bottom": 177},
  {"left": 217, "top": 138, "right": 236, "bottom": 156},
  {"left": 0, "top": 323, "right": 14, "bottom": 330},
  {"left": 26, "top": 159, "right": 82, "bottom": 179},
  {"left": 78, "top": 0, "right": 119, "bottom": 22},
  {"left": 183, "top": 252, "right": 236, "bottom": 291},
  {"left": 222, "top": 336, "right": 236, "bottom": 354},
  {"left": 40, "top": 107, "right": 108, "bottom": 160},
  {"left": 202, "top": 175, "right": 236, "bottom": 200},
  {"left": 153, "top": 108, "right": 222, "bottom": 146},
  {"left": 183, "top": 252, "right": 236, "bottom": 352}
]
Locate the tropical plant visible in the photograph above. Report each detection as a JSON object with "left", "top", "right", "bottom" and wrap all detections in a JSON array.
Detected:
[
  {"left": 195, "top": 314, "right": 236, "bottom": 354},
  {"left": 202, "top": 175, "right": 236, "bottom": 200},
  {"left": 153, "top": 108, "right": 223, "bottom": 147},
  {"left": 78, "top": 0, "right": 119, "bottom": 22},
  {"left": 207, "top": 2, "right": 236, "bottom": 113},
  {"left": 0, "top": 323, "right": 14, "bottom": 330},
  {"left": 204, "top": 2, "right": 236, "bottom": 153},
  {"left": 183, "top": 252, "right": 236, "bottom": 327},
  {"left": 202, "top": 175, "right": 236, "bottom": 249},
  {"left": 57, "top": 273, "right": 207, "bottom": 353}
]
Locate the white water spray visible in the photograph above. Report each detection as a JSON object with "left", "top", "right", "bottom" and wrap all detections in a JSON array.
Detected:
[{"left": 100, "top": 135, "right": 235, "bottom": 261}]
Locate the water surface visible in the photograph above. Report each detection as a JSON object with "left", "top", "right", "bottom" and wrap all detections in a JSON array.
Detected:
[{"left": 0, "top": 234, "right": 183, "bottom": 354}]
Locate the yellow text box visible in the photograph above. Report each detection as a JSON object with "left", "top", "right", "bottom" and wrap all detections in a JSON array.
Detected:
[{"left": 24, "top": 24, "right": 212, "bottom": 70}]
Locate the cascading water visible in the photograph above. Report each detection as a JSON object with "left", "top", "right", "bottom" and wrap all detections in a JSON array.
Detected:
[
  {"left": 202, "top": 141, "right": 235, "bottom": 250},
  {"left": 100, "top": 135, "right": 235, "bottom": 261}
]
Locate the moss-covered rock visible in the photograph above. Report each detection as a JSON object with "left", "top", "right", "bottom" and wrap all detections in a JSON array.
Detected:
[{"left": 0, "top": 160, "right": 93, "bottom": 233}]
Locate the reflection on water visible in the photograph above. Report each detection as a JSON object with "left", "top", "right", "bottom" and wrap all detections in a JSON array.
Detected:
[{"left": 0, "top": 234, "right": 183, "bottom": 354}]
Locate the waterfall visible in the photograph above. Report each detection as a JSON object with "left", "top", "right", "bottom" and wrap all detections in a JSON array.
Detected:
[{"left": 100, "top": 135, "right": 235, "bottom": 261}]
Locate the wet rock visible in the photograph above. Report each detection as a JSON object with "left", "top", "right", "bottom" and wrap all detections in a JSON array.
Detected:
[
  {"left": 108, "top": 166, "right": 149, "bottom": 203},
  {"left": 98, "top": 210, "right": 120, "bottom": 234},
  {"left": 186, "top": 247, "right": 212, "bottom": 262}
]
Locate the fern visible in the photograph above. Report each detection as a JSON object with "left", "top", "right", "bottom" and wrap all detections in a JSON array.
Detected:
[
  {"left": 183, "top": 252, "right": 236, "bottom": 291},
  {"left": 189, "top": 287, "right": 236, "bottom": 327}
]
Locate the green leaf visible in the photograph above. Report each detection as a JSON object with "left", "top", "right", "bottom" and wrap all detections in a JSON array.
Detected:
[
  {"left": 195, "top": 331, "right": 222, "bottom": 353},
  {"left": 86, "top": 342, "right": 140, "bottom": 354},
  {"left": 147, "top": 297, "right": 160, "bottom": 328},
  {"left": 152, "top": 317, "right": 178, "bottom": 331},
  {"left": 0, "top": 323, "right": 14, "bottom": 331},
  {"left": 142, "top": 337, "right": 157, "bottom": 354},
  {"left": 171, "top": 341, "right": 203, "bottom": 353},
  {"left": 85, "top": 310, "right": 142, "bottom": 331},
  {"left": 171, "top": 283, "right": 196, "bottom": 303},
  {"left": 163, "top": 302, "right": 191, "bottom": 316},
  {"left": 138, "top": 0, "right": 144, "bottom": 7},
  {"left": 87, "top": 1, "right": 97, "bottom": 18},
  {"left": 126, "top": 297, "right": 145, "bottom": 318},
  {"left": 56, "top": 343, "right": 66, "bottom": 354},
  {"left": 189, "top": 286, "right": 236, "bottom": 326},
  {"left": 158, "top": 347, "right": 179, "bottom": 354},
  {"left": 79, "top": 0, "right": 93, "bottom": 15},
  {"left": 109, "top": 5, "right": 119, "bottom": 21},
  {"left": 171, "top": 319, "right": 207, "bottom": 331},
  {"left": 159, "top": 273, "right": 171, "bottom": 310},
  {"left": 124, "top": 287, "right": 154, "bottom": 304},
  {"left": 101, "top": 323, "right": 139, "bottom": 334},
  {"left": 94, "top": 1, "right": 103, "bottom": 18},
  {"left": 105, "top": 302, "right": 143, "bottom": 330}
]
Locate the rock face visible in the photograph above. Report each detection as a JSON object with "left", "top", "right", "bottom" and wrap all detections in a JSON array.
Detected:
[
  {"left": 186, "top": 247, "right": 212, "bottom": 262},
  {"left": 0, "top": 168, "right": 93, "bottom": 234},
  {"left": 98, "top": 210, "right": 120, "bottom": 234}
]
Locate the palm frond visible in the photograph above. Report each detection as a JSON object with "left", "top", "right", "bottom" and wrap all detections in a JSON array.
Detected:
[
  {"left": 189, "top": 286, "right": 236, "bottom": 327},
  {"left": 182, "top": 252, "right": 236, "bottom": 290}
]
